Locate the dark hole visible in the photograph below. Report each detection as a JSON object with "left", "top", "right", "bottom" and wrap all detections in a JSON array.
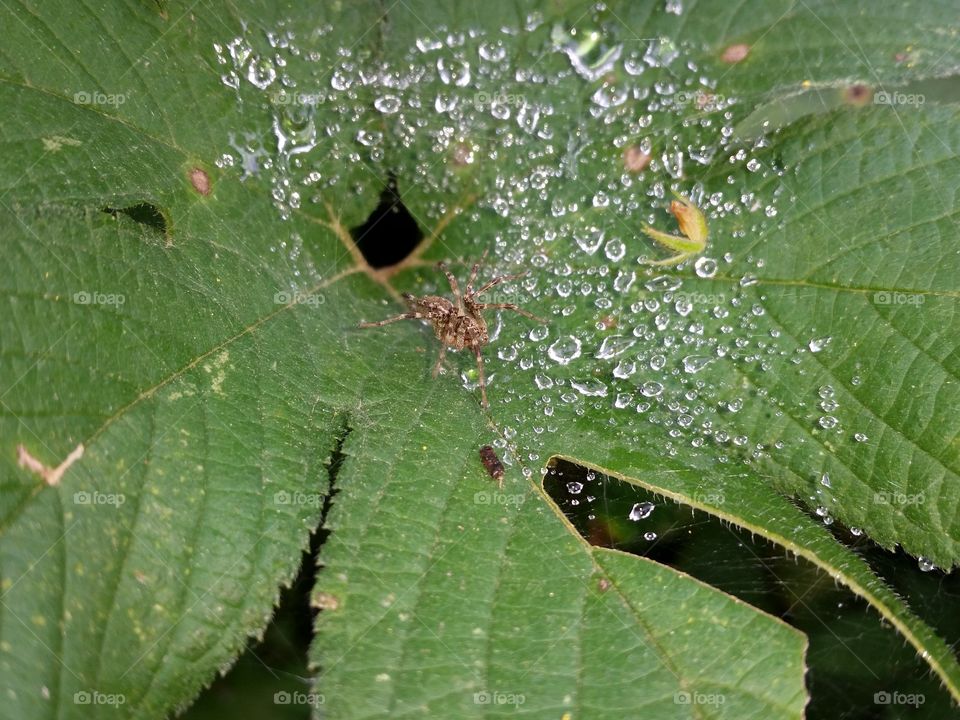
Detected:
[
  {"left": 179, "top": 423, "right": 348, "bottom": 719},
  {"left": 350, "top": 175, "right": 423, "bottom": 268},
  {"left": 543, "top": 458, "right": 959, "bottom": 720},
  {"left": 102, "top": 203, "right": 168, "bottom": 235}
]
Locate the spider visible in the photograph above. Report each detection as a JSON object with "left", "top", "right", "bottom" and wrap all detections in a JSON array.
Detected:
[{"left": 359, "top": 256, "right": 545, "bottom": 408}]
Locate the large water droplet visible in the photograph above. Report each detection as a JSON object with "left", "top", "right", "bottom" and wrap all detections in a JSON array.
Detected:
[
  {"left": 808, "top": 336, "right": 832, "bottom": 353},
  {"left": 548, "top": 336, "right": 582, "bottom": 365},
  {"left": 596, "top": 335, "right": 636, "bottom": 359},
  {"left": 682, "top": 355, "right": 713, "bottom": 374},
  {"left": 640, "top": 381, "right": 663, "bottom": 397},
  {"left": 374, "top": 94, "right": 402, "bottom": 114},
  {"left": 694, "top": 257, "right": 718, "bottom": 278},
  {"left": 645, "top": 276, "right": 682, "bottom": 292},
  {"left": 437, "top": 57, "right": 471, "bottom": 86},
  {"left": 571, "top": 378, "right": 608, "bottom": 397},
  {"left": 247, "top": 56, "right": 277, "bottom": 89}
]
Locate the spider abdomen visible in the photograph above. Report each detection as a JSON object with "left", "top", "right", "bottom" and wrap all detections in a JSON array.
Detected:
[{"left": 438, "top": 312, "right": 487, "bottom": 349}]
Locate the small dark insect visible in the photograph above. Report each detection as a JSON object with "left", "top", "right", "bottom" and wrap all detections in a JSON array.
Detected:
[
  {"left": 478, "top": 444, "right": 504, "bottom": 484},
  {"left": 359, "top": 255, "right": 545, "bottom": 407}
]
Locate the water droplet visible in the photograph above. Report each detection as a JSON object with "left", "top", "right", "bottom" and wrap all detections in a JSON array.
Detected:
[
  {"left": 854, "top": 432, "right": 869, "bottom": 443},
  {"left": 247, "top": 56, "right": 277, "bottom": 89},
  {"left": 643, "top": 531, "right": 658, "bottom": 541},
  {"left": 613, "top": 359, "right": 636, "bottom": 379},
  {"left": 640, "top": 381, "right": 663, "bottom": 398},
  {"left": 604, "top": 238, "right": 626, "bottom": 262},
  {"left": 694, "top": 257, "right": 718, "bottom": 278},
  {"left": 613, "top": 270, "right": 636, "bottom": 293},
  {"left": 665, "top": 0, "right": 684, "bottom": 15},
  {"left": 356, "top": 129, "right": 382, "bottom": 147},
  {"left": 918, "top": 557, "right": 936, "bottom": 572},
  {"left": 682, "top": 355, "right": 713, "bottom": 374},
  {"left": 567, "top": 481, "right": 583, "bottom": 494},
  {"left": 479, "top": 41, "right": 506, "bottom": 62},
  {"left": 571, "top": 378, "right": 608, "bottom": 397},
  {"left": 596, "top": 335, "right": 636, "bottom": 359},
  {"left": 548, "top": 335, "right": 582, "bottom": 365},
  {"left": 374, "top": 94, "right": 402, "bottom": 114},
  {"left": 552, "top": 24, "right": 623, "bottom": 81},
  {"left": 529, "top": 325, "right": 550, "bottom": 342},
  {"left": 818, "top": 415, "right": 838, "bottom": 429},
  {"left": 534, "top": 373, "right": 554, "bottom": 389},
  {"left": 808, "top": 336, "right": 832, "bottom": 353},
  {"left": 820, "top": 473, "right": 832, "bottom": 488},
  {"left": 629, "top": 502, "right": 654, "bottom": 521},
  {"left": 574, "top": 228, "right": 604, "bottom": 255},
  {"left": 437, "top": 57, "right": 471, "bottom": 86},
  {"left": 645, "top": 276, "right": 682, "bottom": 292}
]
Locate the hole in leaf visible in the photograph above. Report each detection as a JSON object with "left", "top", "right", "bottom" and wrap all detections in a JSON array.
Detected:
[
  {"left": 351, "top": 174, "right": 423, "bottom": 268},
  {"left": 102, "top": 202, "right": 168, "bottom": 236},
  {"left": 542, "top": 457, "right": 960, "bottom": 719}
]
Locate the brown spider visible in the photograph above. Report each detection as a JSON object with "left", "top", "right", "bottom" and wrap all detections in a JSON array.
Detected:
[{"left": 359, "top": 256, "right": 545, "bottom": 407}]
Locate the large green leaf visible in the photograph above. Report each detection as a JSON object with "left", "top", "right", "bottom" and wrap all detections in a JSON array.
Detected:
[{"left": 0, "top": 0, "right": 958, "bottom": 718}]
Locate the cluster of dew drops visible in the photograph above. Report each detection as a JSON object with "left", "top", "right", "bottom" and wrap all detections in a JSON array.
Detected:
[{"left": 210, "top": 5, "right": 911, "bottom": 564}]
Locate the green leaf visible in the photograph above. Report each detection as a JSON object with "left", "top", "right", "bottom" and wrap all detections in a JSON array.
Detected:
[{"left": 1, "top": 0, "right": 958, "bottom": 718}]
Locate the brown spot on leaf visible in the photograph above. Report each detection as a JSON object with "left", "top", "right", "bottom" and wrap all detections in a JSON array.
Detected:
[
  {"left": 721, "top": 43, "right": 750, "bottom": 64},
  {"left": 313, "top": 592, "right": 341, "bottom": 611},
  {"left": 844, "top": 83, "right": 873, "bottom": 107},
  {"left": 17, "top": 443, "right": 84, "bottom": 486},
  {"left": 189, "top": 167, "right": 211, "bottom": 196},
  {"left": 622, "top": 145, "right": 651, "bottom": 173},
  {"left": 598, "top": 578, "right": 611, "bottom": 592}
]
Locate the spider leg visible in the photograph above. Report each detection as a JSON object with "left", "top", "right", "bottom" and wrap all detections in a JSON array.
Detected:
[
  {"left": 438, "top": 262, "right": 463, "bottom": 310},
  {"left": 465, "top": 248, "right": 490, "bottom": 295},
  {"left": 473, "top": 346, "right": 488, "bottom": 408},
  {"left": 358, "top": 312, "right": 423, "bottom": 328},
  {"left": 476, "top": 303, "right": 546, "bottom": 323},
  {"left": 432, "top": 344, "right": 448, "bottom": 378},
  {"left": 474, "top": 271, "right": 528, "bottom": 297}
]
